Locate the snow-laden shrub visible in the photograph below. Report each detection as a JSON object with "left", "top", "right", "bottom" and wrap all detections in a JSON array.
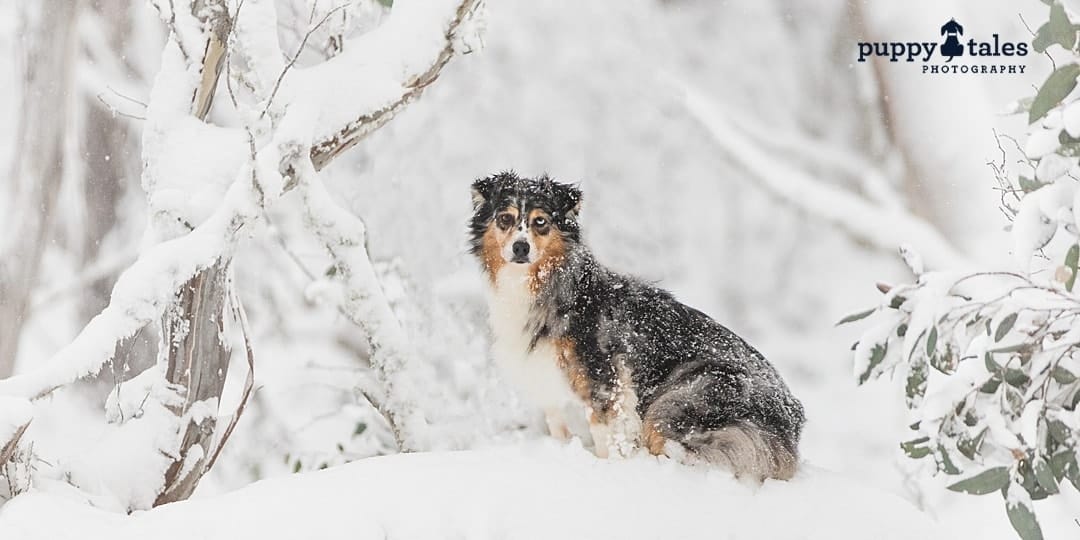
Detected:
[{"left": 845, "top": 3, "right": 1080, "bottom": 539}]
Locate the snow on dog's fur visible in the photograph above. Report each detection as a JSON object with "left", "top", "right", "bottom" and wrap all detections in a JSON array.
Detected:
[{"left": 469, "top": 171, "right": 805, "bottom": 481}]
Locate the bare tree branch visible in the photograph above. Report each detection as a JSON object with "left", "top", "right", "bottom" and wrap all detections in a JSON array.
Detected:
[{"left": 676, "top": 79, "right": 973, "bottom": 272}]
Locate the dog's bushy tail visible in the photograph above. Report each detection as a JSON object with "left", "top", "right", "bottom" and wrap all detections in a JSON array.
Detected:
[
  {"left": 677, "top": 422, "right": 799, "bottom": 481},
  {"left": 643, "top": 369, "right": 803, "bottom": 481}
]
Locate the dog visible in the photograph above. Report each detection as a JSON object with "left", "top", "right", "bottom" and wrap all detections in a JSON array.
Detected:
[{"left": 469, "top": 171, "right": 805, "bottom": 481}]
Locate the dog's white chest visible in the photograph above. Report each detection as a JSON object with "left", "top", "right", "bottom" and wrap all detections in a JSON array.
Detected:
[{"left": 487, "top": 267, "right": 578, "bottom": 410}]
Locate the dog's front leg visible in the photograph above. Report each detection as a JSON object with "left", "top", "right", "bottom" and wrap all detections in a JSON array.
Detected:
[
  {"left": 590, "top": 419, "right": 612, "bottom": 458},
  {"left": 544, "top": 408, "right": 571, "bottom": 441}
]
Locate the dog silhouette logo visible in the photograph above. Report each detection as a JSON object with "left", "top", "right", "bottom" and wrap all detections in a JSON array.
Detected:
[{"left": 940, "top": 18, "right": 964, "bottom": 62}]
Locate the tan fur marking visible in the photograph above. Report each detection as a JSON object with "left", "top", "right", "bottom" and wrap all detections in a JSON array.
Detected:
[
  {"left": 527, "top": 209, "right": 565, "bottom": 294},
  {"left": 479, "top": 207, "right": 519, "bottom": 283},
  {"left": 642, "top": 422, "right": 667, "bottom": 456},
  {"left": 555, "top": 338, "right": 591, "bottom": 402}
]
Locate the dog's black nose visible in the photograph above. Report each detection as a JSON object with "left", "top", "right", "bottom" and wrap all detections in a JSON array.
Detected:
[{"left": 512, "top": 241, "right": 530, "bottom": 259}]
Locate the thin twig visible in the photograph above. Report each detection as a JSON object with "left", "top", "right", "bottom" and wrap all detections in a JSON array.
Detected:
[
  {"left": 95, "top": 93, "right": 147, "bottom": 121},
  {"left": 259, "top": 4, "right": 349, "bottom": 120}
]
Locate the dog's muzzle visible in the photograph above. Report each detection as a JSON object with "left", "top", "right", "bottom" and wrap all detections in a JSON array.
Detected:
[{"left": 511, "top": 240, "right": 530, "bottom": 263}]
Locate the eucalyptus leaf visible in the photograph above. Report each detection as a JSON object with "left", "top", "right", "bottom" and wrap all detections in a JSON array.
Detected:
[
  {"left": 1051, "top": 365, "right": 1077, "bottom": 384},
  {"left": 1034, "top": 460, "right": 1059, "bottom": 494},
  {"left": 947, "top": 466, "right": 1009, "bottom": 495},
  {"left": 995, "top": 313, "right": 1018, "bottom": 342},
  {"left": 836, "top": 308, "right": 875, "bottom": 326},
  {"left": 1066, "top": 244, "right": 1079, "bottom": 291},
  {"left": 1030, "top": 63, "right": 1080, "bottom": 124},
  {"left": 858, "top": 343, "right": 888, "bottom": 384},
  {"left": 1048, "top": 2, "right": 1077, "bottom": 50},
  {"left": 1005, "top": 491, "right": 1045, "bottom": 540}
]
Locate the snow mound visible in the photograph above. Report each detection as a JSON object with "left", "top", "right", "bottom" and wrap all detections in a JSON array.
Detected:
[{"left": 0, "top": 441, "right": 942, "bottom": 540}]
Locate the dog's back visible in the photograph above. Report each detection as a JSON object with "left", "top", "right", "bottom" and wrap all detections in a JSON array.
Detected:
[{"left": 544, "top": 250, "right": 805, "bottom": 480}]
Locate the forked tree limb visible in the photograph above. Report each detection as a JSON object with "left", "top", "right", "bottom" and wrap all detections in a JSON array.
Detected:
[{"left": 309, "top": 0, "right": 482, "bottom": 171}]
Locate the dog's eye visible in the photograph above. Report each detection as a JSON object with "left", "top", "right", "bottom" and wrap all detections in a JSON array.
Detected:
[
  {"left": 533, "top": 217, "right": 547, "bottom": 228},
  {"left": 496, "top": 213, "right": 515, "bottom": 229}
]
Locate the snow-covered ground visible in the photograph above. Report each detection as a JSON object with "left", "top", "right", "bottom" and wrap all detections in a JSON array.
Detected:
[
  {"left": 0, "top": 0, "right": 1072, "bottom": 538},
  {"left": 0, "top": 441, "right": 942, "bottom": 540}
]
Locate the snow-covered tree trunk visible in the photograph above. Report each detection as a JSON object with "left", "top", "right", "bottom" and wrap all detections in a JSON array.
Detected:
[
  {"left": 0, "top": 0, "right": 483, "bottom": 509},
  {"left": 0, "top": 0, "right": 79, "bottom": 377},
  {"left": 150, "top": 0, "right": 235, "bottom": 506}
]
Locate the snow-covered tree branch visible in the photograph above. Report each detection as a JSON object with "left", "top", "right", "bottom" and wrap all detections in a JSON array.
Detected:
[{"left": 0, "top": 0, "right": 482, "bottom": 509}]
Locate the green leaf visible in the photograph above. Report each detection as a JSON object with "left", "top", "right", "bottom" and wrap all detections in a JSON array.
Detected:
[
  {"left": 926, "top": 326, "right": 938, "bottom": 357},
  {"left": 1005, "top": 368, "right": 1031, "bottom": 388},
  {"left": 1030, "top": 63, "right": 1080, "bottom": 124},
  {"left": 858, "top": 343, "right": 888, "bottom": 384},
  {"left": 900, "top": 436, "right": 931, "bottom": 459},
  {"left": 292, "top": 460, "right": 302, "bottom": 473},
  {"left": 836, "top": 308, "right": 875, "bottom": 326},
  {"left": 1018, "top": 175, "right": 1044, "bottom": 193},
  {"left": 889, "top": 295, "right": 906, "bottom": 309},
  {"left": 353, "top": 422, "right": 368, "bottom": 437},
  {"left": 1005, "top": 386, "right": 1025, "bottom": 413},
  {"left": 980, "top": 377, "right": 1002, "bottom": 394},
  {"left": 988, "top": 344, "right": 1027, "bottom": 354},
  {"left": 906, "top": 362, "right": 927, "bottom": 402},
  {"left": 995, "top": 313, "right": 1018, "bottom": 342},
  {"left": 896, "top": 323, "right": 908, "bottom": 337},
  {"left": 1067, "top": 244, "right": 1080, "bottom": 291},
  {"left": 1033, "top": 22, "right": 1055, "bottom": 53},
  {"left": 938, "top": 445, "right": 961, "bottom": 475},
  {"left": 1052, "top": 365, "right": 1077, "bottom": 384},
  {"left": 947, "top": 466, "right": 1010, "bottom": 495},
  {"left": 958, "top": 428, "right": 987, "bottom": 460},
  {"left": 1034, "top": 460, "right": 1059, "bottom": 494},
  {"left": 985, "top": 352, "right": 1002, "bottom": 372},
  {"left": 1047, "top": 419, "right": 1071, "bottom": 445},
  {"left": 1049, "top": 450, "right": 1076, "bottom": 480},
  {"left": 1049, "top": 2, "right": 1077, "bottom": 50},
  {"left": 1019, "top": 459, "right": 1052, "bottom": 501},
  {"left": 1005, "top": 491, "right": 1045, "bottom": 540},
  {"left": 376, "top": 0, "right": 393, "bottom": 7}
]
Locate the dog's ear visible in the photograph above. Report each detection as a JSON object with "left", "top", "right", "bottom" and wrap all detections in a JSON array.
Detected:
[
  {"left": 471, "top": 176, "right": 496, "bottom": 210},
  {"left": 555, "top": 183, "right": 583, "bottom": 220}
]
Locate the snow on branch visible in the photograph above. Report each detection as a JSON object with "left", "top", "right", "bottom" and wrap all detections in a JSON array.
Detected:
[
  {"left": 676, "top": 80, "right": 972, "bottom": 272},
  {"left": 0, "top": 152, "right": 274, "bottom": 401},
  {"left": 296, "top": 0, "right": 484, "bottom": 170},
  {"left": 298, "top": 170, "right": 422, "bottom": 450},
  {"left": 0, "top": 0, "right": 483, "bottom": 404}
]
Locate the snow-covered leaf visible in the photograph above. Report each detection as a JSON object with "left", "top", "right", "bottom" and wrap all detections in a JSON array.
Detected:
[
  {"left": 900, "top": 436, "right": 931, "bottom": 459},
  {"left": 1033, "top": 460, "right": 1059, "bottom": 494},
  {"left": 947, "top": 466, "right": 1009, "bottom": 495},
  {"left": 1051, "top": 364, "right": 1077, "bottom": 383},
  {"left": 995, "top": 313, "right": 1017, "bottom": 342},
  {"left": 1005, "top": 485, "right": 1045, "bottom": 540}
]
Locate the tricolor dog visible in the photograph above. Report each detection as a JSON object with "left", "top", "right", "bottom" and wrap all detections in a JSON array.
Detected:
[{"left": 469, "top": 172, "right": 805, "bottom": 481}]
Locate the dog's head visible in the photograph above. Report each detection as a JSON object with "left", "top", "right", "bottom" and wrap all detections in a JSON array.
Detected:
[{"left": 469, "top": 171, "right": 582, "bottom": 278}]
